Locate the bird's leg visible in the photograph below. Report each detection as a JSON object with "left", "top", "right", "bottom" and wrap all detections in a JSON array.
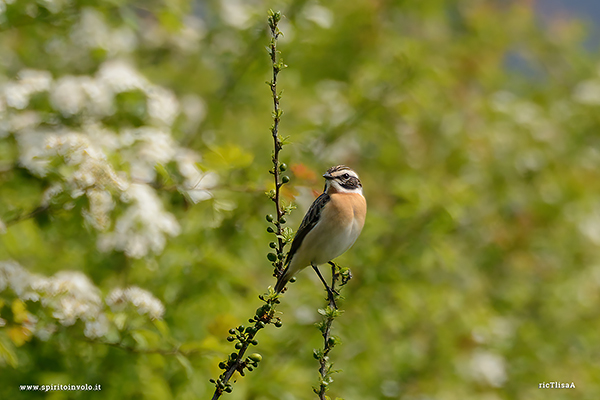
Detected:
[{"left": 312, "top": 263, "right": 339, "bottom": 309}]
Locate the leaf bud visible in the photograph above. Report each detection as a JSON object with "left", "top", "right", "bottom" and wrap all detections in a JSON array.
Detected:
[
  {"left": 267, "top": 253, "right": 277, "bottom": 261},
  {"left": 249, "top": 353, "right": 262, "bottom": 362}
]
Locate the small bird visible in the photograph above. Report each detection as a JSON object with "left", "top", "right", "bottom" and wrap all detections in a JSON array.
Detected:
[{"left": 275, "top": 165, "right": 366, "bottom": 293}]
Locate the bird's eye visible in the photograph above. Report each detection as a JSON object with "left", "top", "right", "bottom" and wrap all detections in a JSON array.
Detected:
[{"left": 342, "top": 173, "right": 350, "bottom": 179}]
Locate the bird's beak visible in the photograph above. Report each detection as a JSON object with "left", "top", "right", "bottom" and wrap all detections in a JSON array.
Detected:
[{"left": 323, "top": 172, "right": 333, "bottom": 180}]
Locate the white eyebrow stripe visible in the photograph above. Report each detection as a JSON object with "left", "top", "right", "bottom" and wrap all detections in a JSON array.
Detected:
[{"left": 332, "top": 170, "right": 359, "bottom": 179}]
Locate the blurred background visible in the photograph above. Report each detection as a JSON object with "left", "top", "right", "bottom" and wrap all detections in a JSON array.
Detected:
[{"left": 1, "top": 0, "right": 600, "bottom": 399}]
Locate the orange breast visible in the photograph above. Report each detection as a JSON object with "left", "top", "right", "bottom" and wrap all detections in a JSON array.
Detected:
[{"left": 325, "top": 192, "right": 366, "bottom": 231}]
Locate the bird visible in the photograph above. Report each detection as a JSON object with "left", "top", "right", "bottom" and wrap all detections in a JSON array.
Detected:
[{"left": 274, "top": 165, "right": 366, "bottom": 293}]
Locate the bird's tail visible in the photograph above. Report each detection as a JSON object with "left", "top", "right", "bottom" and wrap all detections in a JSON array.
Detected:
[{"left": 274, "top": 266, "right": 292, "bottom": 293}]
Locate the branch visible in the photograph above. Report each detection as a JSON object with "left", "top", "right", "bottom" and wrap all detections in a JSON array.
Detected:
[
  {"left": 265, "top": 8, "right": 290, "bottom": 279},
  {"left": 209, "top": 10, "right": 289, "bottom": 399},
  {"left": 313, "top": 262, "right": 352, "bottom": 399},
  {"left": 84, "top": 338, "right": 200, "bottom": 357},
  {"left": 210, "top": 292, "right": 282, "bottom": 398},
  {"left": 4, "top": 205, "right": 50, "bottom": 228}
]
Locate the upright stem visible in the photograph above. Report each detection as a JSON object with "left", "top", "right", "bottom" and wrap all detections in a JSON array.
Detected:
[
  {"left": 268, "top": 10, "right": 287, "bottom": 278},
  {"left": 209, "top": 10, "right": 287, "bottom": 399},
  {"left": 313, "top": 262, "right": 351, "bottom": 399}
]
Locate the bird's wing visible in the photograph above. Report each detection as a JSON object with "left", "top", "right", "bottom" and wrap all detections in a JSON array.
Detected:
[{"left": 285, "top": 192, "right": 331, "bottom": 265}]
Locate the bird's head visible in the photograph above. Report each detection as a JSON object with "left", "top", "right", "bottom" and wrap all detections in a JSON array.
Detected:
[{"left": 323, "top": 165, "right": 363, "bottom": 195}]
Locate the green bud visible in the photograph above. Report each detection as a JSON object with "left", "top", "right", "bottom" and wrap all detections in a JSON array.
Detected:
[
  {"left": 279, "top": 217, "right": 286, "bottom": 224},
  {"left": 228, "top": 328, "right": 236, "bottom": 334},
  {"left": 218, "top": 362, "right": 226, "bottom": 369},
  {"left": 269, "top": 242, "right": 277, "bottom": 248},
  {"left": 267, "top": 253, "right": 277, "bottom": 262},
  {"left": 290, "top": 277, "right": 296, "bottom": 283},
  {"left": 224, "top": 386, "right": 233, "bottom": 393},
  {"left": 280, "top": 163, "right": 287, "bottom": 171},
  {"left": 257, "top": 321, "right": 265, "bottom": 328},
  {"left": 247, "top": 366, "right": 253, "bottom": 372},
  {"left": 235, "top": 342, "right": 243, "bottom": 350},
  {"left": 266, "top": 214, "right": 274, "bottom": 222},
  {"left": 267, "top": 226, "right": 274, "bottom": 233},
  {"left": 275, "top": 320, "right": 283, "bottom": 328},
  {"left": 281, "top": 175, "right": 290, "bottom": 184},
  {"left": 237, "top": 325, "right": 244, "bottom": 331},
  {"left": 249, "top": 353, "right": 262, "bottom": 362},
  {"left": 227, "top": 336, "right": 235, "bottom": 342},
  {"left": 251, "top": 339, "right": 258, "bottom": 345},
  {"left": 209, "top": 379, "right": 215, "bottom": 383}
]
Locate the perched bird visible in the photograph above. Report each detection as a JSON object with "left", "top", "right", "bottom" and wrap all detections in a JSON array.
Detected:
[{"left": 275, "top": 165, "right": 366, "bottom": 293}]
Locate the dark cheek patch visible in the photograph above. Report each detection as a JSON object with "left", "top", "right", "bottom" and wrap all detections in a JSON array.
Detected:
[{"left": 341, "top": 177, "right": 360, "bottom": 189}]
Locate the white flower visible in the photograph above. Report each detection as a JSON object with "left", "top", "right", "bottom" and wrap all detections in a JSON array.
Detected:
[
  {"left": 8, "top": 111, "right": 40, "bottom": 132},
  {"left": 82, "top": 188, "right": 114, "bottom": 231},
  {"left": 2, "top": 69, "right": 52, "bottom": 109},
  {"left": 181, "top": 94, "right": 206, "bottom": 131},
  {"left": 147, "top": 86, "right": 180, "bottom": 126},
  {"left": 84, "top": 314, "right": 109, "bottom": 339},
  {"left": 98, "top": 183, "right": 180, "bottom": 258},
  {"left": 36, "top": 271, "right": 103, "bottom": 326},
  {"left": 50, "top": 76, "right": 87, "bottom": 116},
  {"left": 70, "top": 8, "right": 111, "bottom": 51},
  {"left": 469, "top": 351, "right": 507, "bottom": 388},
  {"left": 573, "top": 79, "right": 600, "bottom": 105},
  {"left": 97, "top": 59, "right": 148, "bottom": 93},
  {"left": 121, "top": 127, "right": 177, "bottom": 182},
  {"left": 106, "top": 286, "right": 165, "bottom": 319},
  {"left": 0, "top": 260, "right": 40, "bottom": 301},
  {"left": 50, "top": 75, "right": 113, "bottom": 117}
]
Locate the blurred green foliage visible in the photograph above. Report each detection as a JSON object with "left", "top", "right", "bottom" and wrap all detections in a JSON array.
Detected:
[{"left": 1, "top": 0, "right": 600, "bottom": 399}]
